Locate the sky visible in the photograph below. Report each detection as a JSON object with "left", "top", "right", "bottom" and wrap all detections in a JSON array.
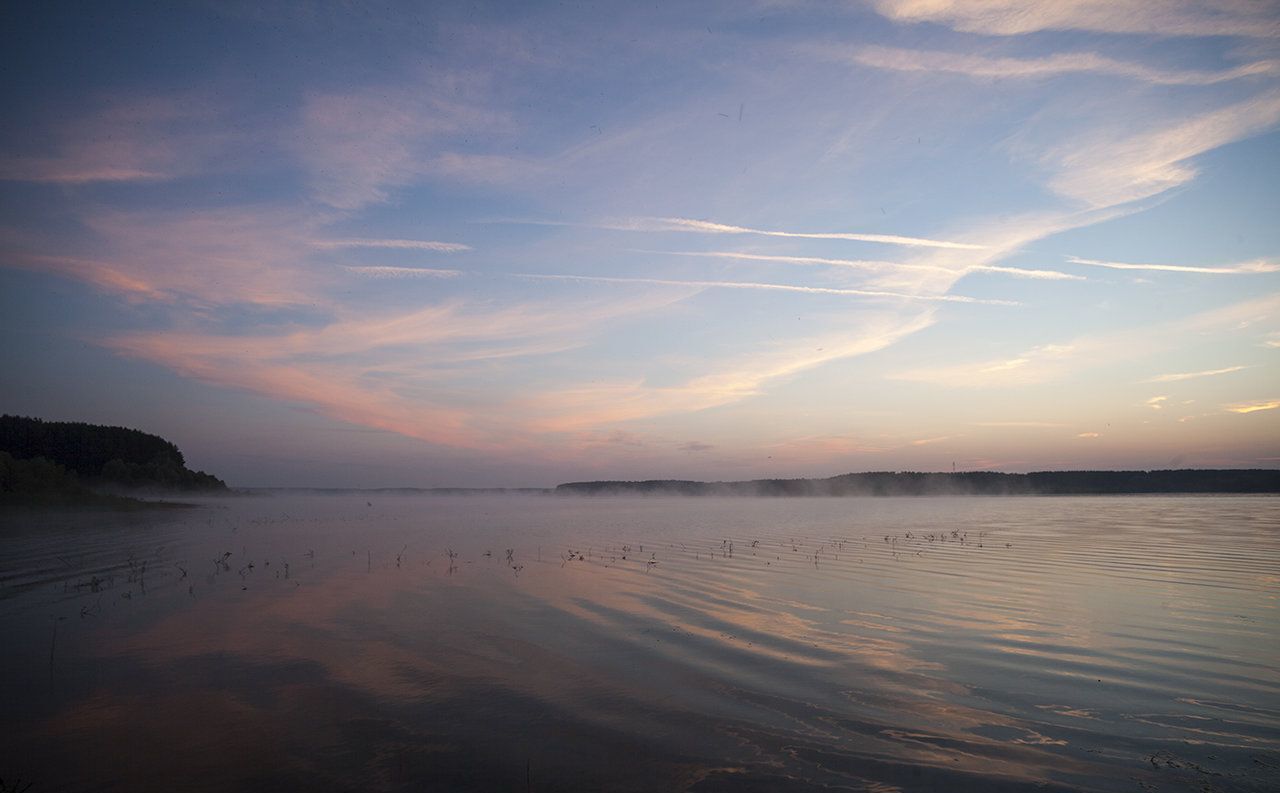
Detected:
[{"left": 1, "top": 1, "right": 1279, "bottom": 488}]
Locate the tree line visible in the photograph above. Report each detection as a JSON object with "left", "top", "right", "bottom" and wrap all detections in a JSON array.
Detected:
[
  {"left": 1, "top": 415, "right": 227, "bottom": 495},
  {"left": 556, "top": 469, "right": 1280, "bottom": 496}
]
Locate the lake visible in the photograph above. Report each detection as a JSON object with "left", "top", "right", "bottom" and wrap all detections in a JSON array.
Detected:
[{"left": 2, "top": 494, "right": 1278, "bottom": 791}]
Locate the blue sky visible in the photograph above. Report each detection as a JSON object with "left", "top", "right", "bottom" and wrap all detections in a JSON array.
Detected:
[{"left": 2, "top": 1, "right": 1278, "bottom": 487}]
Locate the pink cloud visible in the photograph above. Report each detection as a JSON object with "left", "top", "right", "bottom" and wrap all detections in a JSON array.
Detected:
[
  {"left": 0, "top": 91, "right": 243, "bottom": 184},
  {"left": 99, "top": 289, "right": 691, "bottom": 452},
  {"left": 294, "top": 77, "right": 515, "bottom": 209},
  {"left": 71, "top": 207, "right": 331, "bottom": 306}
]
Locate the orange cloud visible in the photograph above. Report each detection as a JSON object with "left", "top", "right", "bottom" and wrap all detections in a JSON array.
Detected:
[{"left": 1224, "top": 399, "right": 1280, "bottom": 414}]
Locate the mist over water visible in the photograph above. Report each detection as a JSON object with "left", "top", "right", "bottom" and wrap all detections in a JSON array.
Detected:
[{"left": 2, "top": 494, "right": 1278, "bottom": 792}]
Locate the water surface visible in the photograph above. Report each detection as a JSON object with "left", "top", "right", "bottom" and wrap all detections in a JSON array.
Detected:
[{"left": 2, "top": 494, "right": 1277, "bottom": 791}]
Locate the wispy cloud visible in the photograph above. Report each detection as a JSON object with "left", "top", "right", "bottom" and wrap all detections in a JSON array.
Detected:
[
  {"left": 7, "top": 2, "right": 1278, "bottom": 477},
  {"left": 1068, "top": 256, "right": 1279, "bottom": 275},
  {"left": 7, "top": 207, "right": 329, "bottom": 307},
  {"left": 842, "top": 45, "right": 1279, "bottom": 85},
  {"left": 867, "top": 0, "right": 1280, "bottom": 38},
  {"left": 1045, "top": 92, "right": 1280, "bottom": 207},
  {"left": 341, "top": 266, "right": 462, "bottom": 278},
  {"left": 1182, "top": 293, "right": 1280, "bottom": 333},
  {"left": 524, "top": 311, "right": 937, "bottom": 431},
  {"left": 0, "top": 163, "right": 169, "bottom": 184},
  {"left": 634, "top": 217, "right": 986, "bottom": 250},
  {"left": 890, "top": 293, "right": 1280, "bottom": 391},
  {"left": 100, "top": 290, "right": 688, "bottom": 450},
  {"left": 1145, "top": 395, "right": 1168, "bottom": 410},
  {"left": 1144, "top": 366, "right": 1249, "bottom": 383},
  {"left": 519, "top": 273, "right": 1017, "bottom": 305},
  {"left": 315, "top": 239, "right": 471, "bottom": 252},
  {"left": 10, "top": 207, "right": 482, "bottom": 308},
  {"left": 0, "top": 92, "right": 234, "bottom": 184},
  {"left": 890, "top": 343, "right": 1080, "bottom": 387},
  {"left": 1224, "top": 399, "right": 1280, "bottom": 414},
  {"left": 976, "top": 264, "right": 1084, "bottom": 281},
  {"left": 663, "top": 250, "right": 1082, "bottom": 281},
  {"left": 293, "top": 77, "right": 514, "bottom": 209},
  {"left": 910, "top": 435, "right": 960, "bottom": 446},
  {"left": 6, "top": 254, "right": 173, "bottom": 302},
  {"left": 500, "top": 217, "right": 985, "bottom": 250}
]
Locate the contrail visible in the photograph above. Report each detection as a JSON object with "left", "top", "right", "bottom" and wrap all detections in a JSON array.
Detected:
[
  {"left": 485, "top": 216, "right": 985, "bottom": 250},
  {"left": 314, "top": 238, "right": 471, "bottom": 252},
  {"left": 648, "top": 217, "right": 988, "bottom": 250},
  {"left": 518, "top": 273, "right": 1017, "bottom": 305},
  {"left": 659, "top": 250, "right": 1082, "bottom": 280},
  {"left": 1067, "top": 255, "right": 1278, "bottom": 274}
]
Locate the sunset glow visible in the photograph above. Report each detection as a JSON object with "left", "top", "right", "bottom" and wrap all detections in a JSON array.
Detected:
[{"left": 2, "top": 2, "right": 1277, "bottom": 486}]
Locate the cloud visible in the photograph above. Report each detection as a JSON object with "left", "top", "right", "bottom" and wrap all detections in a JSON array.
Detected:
[
  {"left": 314, "top": 239, "right": 471, "bottom": 252},
  {"left": 812, "top": 205, "right": 1138, "bottom": 299},
  {"left": 293, "top": 78, "right": 513, "bottom": 209},
  {"left": 1077, "top": 432, "right": 1100, "bottom": 438},
  {"left": 523, "top": 311, "right": 937, "bottom": 431},
  {"left": 1181, "top": 292, "right": 1280, "bottom": 332},
  {"left": 1068, "top": 256, "right": 1279, "bottom": 275},
  {"left": 341, "top": 266, "right": 463, "bottom": 278},
  {"left": 8, "top": 206, "right": 483, "bottom": 309},
  {"left": 111, "top": 293, "right": 679, "bottom": 361},
  {"left": 910, "top": 435, "right": 959, "bottom": 446},
  {"left": 1143, "top": 366, "right": 1250, "bottom": 383},
  {"left": 6, "top": 206, "right": 329, "bottom": 307},
  {"left": 974, "top": 421, "right": 1066, "bottom": 428},
  {"left": 889, "top": 292, "right": 1280, "bottom": 391},
  {"left": 1145, "top": 395, "right": 1168, "bottom": 410},
  {"left": 631, "top": 216, "right": 987, "bottom": 250},
  {"left": 5, "top": 254, "right": 173, "bottom": 302},
  {"left": 890, "top": 343, "right": 1077, "bottom": 387},
  {"left": 99, "top": 290, "right": 689, "bottom": 450},
  {"left": 841, "top": 45, "right": 1280, "bottom": 85},
  {"left": 0, "top": 92, "right": 233, "bottom": 184},
  {"left": 658, "top": 250, "right": 1083, "bottom": 280},
  {"left": 500, "top": 217, "right": 985, "bottom": 250},
  {"left": 975, "top": 264, "right": 1084, "bottom": 281},
  {"left": 1224, "top": 399, "right": 1280, "bottom": 414},
  {"left": 0, "top": 163, "right": 169, "bottom": 184},
  {"left": 679, "top": 441, "right": 714, "bottom": 453},
  {"left": 1045, "top": 92, "right": 1280, "bottom": 207},
  {"left": 659, "top": 249, "right": 930, "bottom": 274},
  {"left": 518, "top": 273, "right": 1018, "bottom": 305},
  {"left": 427, "top": 152, "right": 544, "bottom": 184},
  {"left": 867, "top": 0, "right": 1280, "bottom": 38}
]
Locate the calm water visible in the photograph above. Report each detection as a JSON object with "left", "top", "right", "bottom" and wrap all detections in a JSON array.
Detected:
[{"left": 1, "top": 494, "right": 1277, "bottom": 792}]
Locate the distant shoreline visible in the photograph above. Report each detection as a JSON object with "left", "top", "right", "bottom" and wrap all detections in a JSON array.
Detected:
[
  {"left": 239, "top": 487, "right": 553, "bottom": 496},
  {"left": 554, "top": 469, "right": 1280, "bottom": 497},
  {"left": 221, "top": 470, "right": 1280, "bottom": 496}
]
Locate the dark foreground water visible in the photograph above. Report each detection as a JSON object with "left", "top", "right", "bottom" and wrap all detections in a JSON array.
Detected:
[{"left": 1, "top": 494, "right": 1277, "bottom": 792}]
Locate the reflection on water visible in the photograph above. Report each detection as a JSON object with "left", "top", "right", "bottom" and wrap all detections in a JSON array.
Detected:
[{"left": 2, "top": 494, "right": 1278, "bottom": 791}]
